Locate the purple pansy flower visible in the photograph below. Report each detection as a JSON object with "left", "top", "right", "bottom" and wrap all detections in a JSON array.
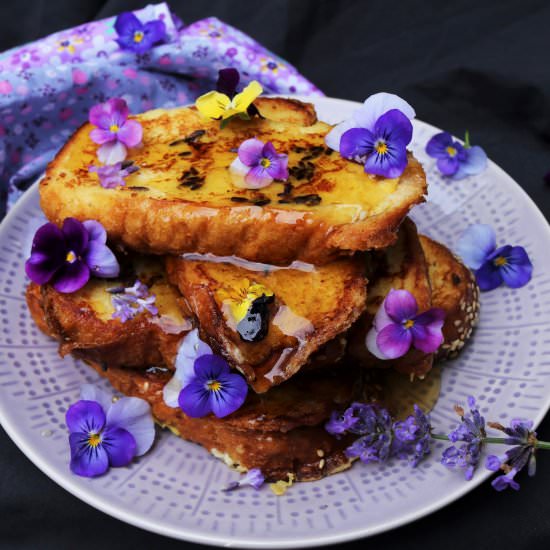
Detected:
[
  {"left": 178, "top": 354, "right": 248, "bottom": 419},
  {"left": 230, "top": 138, "right": 288, "bottom": 189},
  {"left": 66, "top": 384, "right": 155, "bottom": 477},
  {"left": 223, "top": 468, "right": 265, "bottom": 492},
  {"left": 89, "top": 98, "right": 143, "bottom": 165},
  {"left": 89, "top": 161, "right": 139, "bottom": 189},
  {"left": 25, "top": 218, "right": 119, "bottom": 293},
  {"left": 441, "top": 397, "right": 486, "bottom": 481},
  {"left": 114, "top": 12, "right": 167, "bottom": 54},
  {"left": 108, "top": 280, "right": 158, "bottom": 322},
  {"left": 485, "top": 419, "right": 537, "bottom": 491},
  {"left": 456, "top": 224, "right": 533, "bottom": 291},
  {"left": 325, "top": 92, "right": 415, "bottom": 178},
  {"left": 163, "top": 328, "right": 213, "bottom": 408},
  {"left": 366, "top": 289, "right": 446, "bottom": 360},
  {"left": 426, "top": 131, "right": 487, "bottom": 180}
]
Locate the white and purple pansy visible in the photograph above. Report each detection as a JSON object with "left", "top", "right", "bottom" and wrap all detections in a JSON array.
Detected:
[
  {"left": 366, "top": 289, "right": 446, "bottom": 360},
  {"left": 25, "top": 218, "right": 119, "bottom": 293},
  {"left": 426, "top": 131, "right": 487, "bottom": 179},
  {"left": 325, "top": 92, "right": 415, "bottom": 179},
  {"left": 88, "top": 161, "right": 139, "bottom": 189},
  {"left": 456, "top": 224, "right": 533, "bottom": 291},
  {"left": 89, "top": 98, "right": 142, "bottom": 165},
  {"left": 114, "top": 11, "right": 167, "bottom": 54},
  {"left": 66, "top": 384, "right": 155, "bottom": 478},
  {"left": 230, "top": 138, "right": 289, "bottom": 189}
]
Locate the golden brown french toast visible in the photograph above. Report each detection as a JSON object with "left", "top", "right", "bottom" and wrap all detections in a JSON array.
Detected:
[
  {"left": 26, "top": 256, "right": 191, "bottom": 369},
  {"left": 165, "top": 254, "right": 368, "bottom": 393},
  {"left": 347, "top": 218, "right": 434, "bottom": 377},
  {"left": 40, "top": 97, "right": 427, "bottom": 265},
  {"left": 419, "top": 235, "right": 480, "bottom": 360}
]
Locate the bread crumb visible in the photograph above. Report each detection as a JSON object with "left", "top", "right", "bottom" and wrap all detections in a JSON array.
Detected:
[{"left": 269, "top": 473, "right": 295, "bottom": 496}]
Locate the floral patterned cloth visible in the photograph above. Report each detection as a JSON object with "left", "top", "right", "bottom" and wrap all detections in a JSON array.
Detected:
[{"left": 0, "top": 2, "right": 322, "bottom": 217}]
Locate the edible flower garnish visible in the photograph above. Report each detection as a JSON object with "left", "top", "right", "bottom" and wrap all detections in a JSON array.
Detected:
[
  {"left": 325, "top": 92, "right": 415, "bottom": 178},
  {"left": 88, "top": 160, "right": 139, "bottom": 189},
  {"left": 365, "top": 289, "right": 445, "bottom": 359},
  {"left": 426, "top": 131, "right": 487, "bottom": 179},
  {"left": 456, "top": 224, "right": 533, "bottom": 291},
  {"left": 216, "top": 68, "right": 261, "bottom": 118},
  {"left": 89, "top": 98, "right": 143, "bottom": 165},
  {"left": 217, "top": 279, "right": 274, "bottom": 323},
  {"left": 66, "top": 384, "right": 155, "bottom": 477},
  {"left": 195, "top": 77, "right": 262, "bottom": 124},
  {"left": 25, "top": 218, "right": 119, "bottom": 293},
  {"left": 114, "top": 11, "right": 167, "bottom": 53},
  {"left": 108, "top": 280, "right": 158, "bottom": 322},
  {"left": 223, "top": 468, "right": 265, "bottom": 492},
  {"left": 229, "top": 138, "right": 289, "bottom": 189},
  {"left": 178, "top": 354, "right": 248, "bottom": 418}
]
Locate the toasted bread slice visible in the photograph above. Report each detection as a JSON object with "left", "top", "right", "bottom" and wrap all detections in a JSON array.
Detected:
[
  {"left": 26, "top": 257, "right": 191, "bottom": 369},
  {"left": 165, "top": 254, "right": 367, "bottom": 393},
  {"left": 40, "top": 98, "right": 426, "bottom": 265},
  {"left": 419, "top": 235, "right": 480, "bottom": 360},
  {"left": 347, "top": 218, "right": 434, "bottom": 377}
]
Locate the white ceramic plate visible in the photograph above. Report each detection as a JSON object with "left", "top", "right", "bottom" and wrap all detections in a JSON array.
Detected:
[{"left": 1, "top": 96, "right": 550, "bottom": 548}]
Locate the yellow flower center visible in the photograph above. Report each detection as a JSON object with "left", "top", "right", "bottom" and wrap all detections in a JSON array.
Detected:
[
  {"left": 375, "top": 140, "right": 388, "bottom": 155},
  {"left": 88, "top": 433, "right": 101, "bottom": 447},
  {"left": 404, "top": 319, "right": 415, "bottom": 329},
  {"left": 446, "top": 146, "right": 457, "bottom": 157},
  {"left": 260, "top": 157, "right": 271, "bottom": 168},
  {"left": 133, "top": 31, "right": 144, "bottom": 43},
  {"left": 207, "top": 380, "right": 222, "bottom": 392},
  {"left": 109, "top": 124, "right": 120, "bottom": 133},
  {"left": 494, "top": 256, "right": 507, "bottom": 267},
  {"left": 65, "top": 251, "right": 77, "bottom": 263}
]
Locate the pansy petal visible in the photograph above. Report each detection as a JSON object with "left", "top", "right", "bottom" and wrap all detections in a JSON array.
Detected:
[
  {"left": 209, "top": 372, "right": 248, "bottom": 418},
  {"left": 425, "top": 132, "right": 453, "bottom": 159},
  {"left": 85, "top": 241, "right": 120, "bottom": 278},
  {"left": 384, "top": 289, "right": 418, "bottom": 322},
  {"left": 105, "top": 98, "right": 130, "bottom": 127},
  {"left": 52, "top": 260, "right": 90, "bottom": 293},
  {"left": 340, "top": 128, "right": 373, "bottom": 159},
  {"left": 114, "top": 12, "right": 143, "bottom": 37},
  {"left": 366, "top": 326, "right": 389, "bottom": 359},
  {"left": 372, "top": 298, "right": 395, "bottom": 332},
  {"left": 456, "top": 224, "right": 496, "bottom": 270},
  {"left": 98, "top": 141, "right": 128, "bottom": 165},
  {"left": 82, "top": 220, "right": 107, "bottom": 245},
  {"left": 376, "top": 323, "right": 412, "bottom": 359},
  {"left": 101, "top": 426, "right": 136, "bottom": 467},
  {"left": 196, "top": 91, "right": 231, "bottom": 119},
  {"left": 267, "top": 155, "right": 289, "bottom": 180},
  {"left": 176, "top": 328, "right": 212, "bottom": 367},
  {"left": 475, "top": 261, "right": 503, "bottom": 291},
  {"left": 436, "top": 156, "right": 459, "bottom": 176},
  {"left": 69, "top": 432, "right": 109, "bottom": 477},
  {"left": 79, "top": 384, "right": 112, "bottom": 413},
  {"left": 106, "top": 397, "right": 154, "bottom": 456},
  {"left": 499, "top": 246, "right": 533, "bottom": 288},
  {"left": 62, "top": 217, "right": 88, "bottom": 255},
  {"left": 411, "top": 309, "right": 445, "bottom": 353},
  {"left": 231, "top": 81, "right": 263, "bottom": 114},
  {"left": 364, "top": 140, "right": 408, "bottom": 178},
  {"left": 238, "top": 138, "right": 265, "bottom": 166},
  {"left": 163, "top": 373, "right": 183, "bottom": 408},
  {"left": 453, "top": 145, "right": 488, "bottom": 180},
  {"left": 25, "top": 223, "right": 66, "bottom": 284},
  {"left": 89, "top": 103, "right": 113, "bottom": 130},
  {"left": 244, "top": 165, "right": 273, "bottom": 188},
  {"left": 217, "top": 68, "right": 240, "bottom": 97},
  {"left": 325, "top": 119, "right": 355, "bottom": 152},
  {"left": 116, "top": 119, "right": 143, "bottom": 148},
  {"left": 178, "top": 382, "right": 213, "bottom": 418},
  {"left": 25, "top": 251, "right": 62, "bottom": 285},
  {"left": 229, "top": 157, "right": 251, "bottom": 177},
  {"left": 66, "top": 400, "right": 106, "bottom": 434},
  {"left": 193, "top": 353, "right": 231, "bottom": 379},
  {"left": 143, "top": 19, "right": 167, "bottom": 45},
  {"left": 374, "top": 109, "right": 413, "bottom": 147},
  {"left": 90, "top": 128, "right": 116, "bottom": 145},
  {"left": 353, "top": 92, "right": 416, "bottom": 132}
]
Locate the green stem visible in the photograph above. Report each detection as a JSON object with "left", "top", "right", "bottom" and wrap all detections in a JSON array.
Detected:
[
  {"left": 431, "top": 433, "right": 550, "bottom": 450},
  {"left": 535, "top": 440, "right": 550, "bottom": 450}
]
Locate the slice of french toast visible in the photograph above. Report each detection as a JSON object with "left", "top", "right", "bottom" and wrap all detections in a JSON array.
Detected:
[
  {"left": 165, "top": 254, "right": 368, "bottom": 393},
  {"left": 26, "top": 256, "right": 191, "bottom": 369},
  {"left": 40, "top": 97, "right": 427, "bottom": 265},
  {"left": 347, "top": 221, "right": 480, "bottom": 374}
]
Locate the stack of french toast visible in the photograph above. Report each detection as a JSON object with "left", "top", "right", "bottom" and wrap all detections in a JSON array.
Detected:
[{"left": 26, "top": 97, "right": 479, "bottom": 482}]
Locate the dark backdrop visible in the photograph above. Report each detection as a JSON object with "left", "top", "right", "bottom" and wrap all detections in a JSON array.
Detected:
[{"left": 1, "top": 1, "right": 549, "bottom": 549}]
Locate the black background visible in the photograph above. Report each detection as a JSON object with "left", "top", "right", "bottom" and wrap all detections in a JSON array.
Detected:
[{"left": 1, "top": 1, "right": 550, "bottom": 548}]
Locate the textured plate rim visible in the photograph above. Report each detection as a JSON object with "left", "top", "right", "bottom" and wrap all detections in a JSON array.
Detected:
[{"left": 1, "top": 95, "right": 550, "bottom": 548}]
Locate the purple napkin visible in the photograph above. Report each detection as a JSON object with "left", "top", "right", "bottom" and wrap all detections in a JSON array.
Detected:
[{"left": 0, "top": 2, "right": 322, "bottom": 217}]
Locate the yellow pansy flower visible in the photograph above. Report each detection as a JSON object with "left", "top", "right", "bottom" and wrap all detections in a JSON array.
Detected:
[
  {"left": 195, "top": 81, "right": 263, "bottom": 121},
  {"left": 217, "top": 278, "right": 273, "bottom": 323}
]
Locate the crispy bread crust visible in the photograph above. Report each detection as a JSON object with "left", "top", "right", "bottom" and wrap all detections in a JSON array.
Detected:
[
  {"left": 166, "top": 255, "right": 367, "bottom": 393},
  {"left": 347, "top": 219, "right": 434, "bottom": 377},
  {"left": 40, "top": 98, "right": 427, "bottom": 265},
  {"left": 85, "top": 361, "right": 378, "bottom": 482},
  {"left": 419, "top": 235, "right": 480, "bottom": 360}
]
